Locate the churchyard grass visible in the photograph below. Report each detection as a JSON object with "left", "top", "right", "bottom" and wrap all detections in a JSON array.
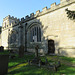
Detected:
[
  {"left": 0, "top": 50, "right": 9, "bottom": 55},
  {"left": 8, "top": 54, "right": 35, "bottom": 68},
  {"left": 8, "top": 64, "right": 75, "bottom": 75},
  {"left": 46, "top": 55, "right": 75, "bottom": 64},
  {"left": 58, "top": 56, "right": 75, "bottom": 63},
  {"left": 8, "top": 53, "right": 75, "bottom": 75}
]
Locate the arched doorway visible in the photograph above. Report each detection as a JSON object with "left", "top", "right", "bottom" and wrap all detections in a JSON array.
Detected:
[{"left": 48, "top": 40, "right": 55, "bottom": 54}]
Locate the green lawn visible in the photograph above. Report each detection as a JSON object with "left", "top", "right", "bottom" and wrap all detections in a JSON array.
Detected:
[
  {"left": 46, "top": 55, "right": 75, "bottom": 63},
  {"left": 8, "top": 65, "right": 75, "bottom": 75},
  {"left": 8, "top": 53, "right": 75, "bottom": 75},
  {"left": 8, "top": 54, "right": 35, "bottom": 68}
]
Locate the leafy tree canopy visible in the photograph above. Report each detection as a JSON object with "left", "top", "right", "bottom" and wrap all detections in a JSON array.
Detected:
[{"left": 65, "top": 8, "right": 75, "bottom": 20}]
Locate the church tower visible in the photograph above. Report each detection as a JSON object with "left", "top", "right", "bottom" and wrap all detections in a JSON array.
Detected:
[{"left": 1, "top": 15, "right": 19, "bottom": 49}]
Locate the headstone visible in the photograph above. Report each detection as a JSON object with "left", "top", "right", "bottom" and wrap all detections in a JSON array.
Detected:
[
  {"left": 19, "top": 45, "right": 24, "bottom": 58},
  {"left": 0, "top": 46, "right": 4, "bottom": 52},
  {"left": 35, "top": 45, "right": 39, "bottom": 58}
]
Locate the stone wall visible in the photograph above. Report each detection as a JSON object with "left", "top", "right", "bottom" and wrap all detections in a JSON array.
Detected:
[{"left": 25, "top": 0, "right": 75, "bottom": 57}]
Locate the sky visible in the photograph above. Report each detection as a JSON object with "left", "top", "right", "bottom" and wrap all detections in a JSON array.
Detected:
[{"left": 0, "top": 0, "right": 60, "bottom": 26}]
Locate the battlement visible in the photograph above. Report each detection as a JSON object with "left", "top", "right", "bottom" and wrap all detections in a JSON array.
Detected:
[
  {"left": 42, "top": 7, "right": 48, "bottom": 12},
  {"left": 51, "top": 2, "right": 56, "bottom": 8},
  {"left": 21, "top": 0, "right": 74, "bottom": 22},
  {"left": 34, "top": 0, "right": 74, "bottom": 17},
  {"left": 3, "top": 0, "right": 75, "bottom": 25},
  {"left": 30, "top": 13, "right": 34, "bottom": 18},
  {"left": 3, "top": 15, "right": 20, "bottom": 22},
  {"left": 2, "top": 15, "right": 20, "bottom": 30},
  {"left": 3, "top": 15, "right": 10, "bottom": 21},
  {"left": 60, "top": 0, "right": 70, "bottom": 3},
  {"left": 20, "top": 14, "right": 35, "bottom": 22}
]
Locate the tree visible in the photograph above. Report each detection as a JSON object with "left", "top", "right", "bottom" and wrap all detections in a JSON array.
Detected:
[{"left": 65, "top": 8, "right": 75, "bottom": 20}]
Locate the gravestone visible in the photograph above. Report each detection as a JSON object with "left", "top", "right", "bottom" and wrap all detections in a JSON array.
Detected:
[
  {"left": 0, "top": 55, "right": 9, "bottom": 75},
  {"left": 19, "top": 45, "right": 24, "bottom": 58},
  {"left": 0, "top": 46, "right": 4, "bottom": 52},
  {"left": 35, "top": 45, "right": 39, "bottom": 58},
  {"left": 28, "top": 45, "right": 41, "bottom": 65}
]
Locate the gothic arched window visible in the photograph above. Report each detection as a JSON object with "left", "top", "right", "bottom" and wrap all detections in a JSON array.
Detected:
[{"left": 30, "top": 26, "right": 41, "bottom": 42}]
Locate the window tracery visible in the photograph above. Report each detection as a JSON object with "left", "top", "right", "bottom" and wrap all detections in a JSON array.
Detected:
[{"left": 29, "top": 26, "right": 41, "bottom": 42}]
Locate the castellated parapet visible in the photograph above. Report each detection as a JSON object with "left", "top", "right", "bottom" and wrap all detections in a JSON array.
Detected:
[
  {"left": 36, "top": 10, "right": 40, "bottom": 15},
  {"left": 60, "top": 0, "right": 69, "bottom": 3},
  {"left": 2, "top": 0, "right": 74, "bottom": 24},
  {"left": 42, "top": 7, "right": 48, "bottom": 12},
  {"left": 2, "top": 0, "right": 75, "bottom": 25},
  {"left": 30, "top": 13, "right": 34, "bottom": 18},
  {"left": 21, "top": 17, "right": 25, "bottom": 21},
  {"left": 25, "top": 15, "right": 30, "bottom": 19},
  {"left": 19, "top": 0, "right": 75, "bottom": 22},
  {"left": 34, "top": 0, "right": 74, "bottom": 16},
  {"left": 2, "top": 0, "right": 75, "bottom": 24},
  {"left": 3, "top": 15, "right": 19, "bottom": 22},
  {"left": 51, "top": 2, "right": 56, "bottom": 8},
  {"left": 2, "top": 15, "right": 20, "bottom": 30},
  {"left": 3, "top": 15, "right": 10, "bottom": 21}
]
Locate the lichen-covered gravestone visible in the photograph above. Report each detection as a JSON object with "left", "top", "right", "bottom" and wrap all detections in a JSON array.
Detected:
[
  {"left": 19, "top": 45, "right": 24, "bottom": 58},
  {"left": 35, "top": 45, "right": 39, "bottom": 58},
  {"left": 28, "top": 45, "right": 41, "bottom": 65}
]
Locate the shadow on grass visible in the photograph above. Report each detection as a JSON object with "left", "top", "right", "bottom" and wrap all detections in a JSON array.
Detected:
[
  {"left": 8, "top": 54, "right": 75, "bottom": 75},
  {"left": 8, "top": 65, "right": 55, "bottom": 75},
  {"left": 8, "top": 64, "right": 75, "bottom": 75},
  {"left": 46, "top": 55, "right": 75, "bottom": 63},
  {"left": 8, "top": 54, "right": 35, "bottom": 68},
  {"left": 58, "top": 56, "right": 75, "bottom": 63}
]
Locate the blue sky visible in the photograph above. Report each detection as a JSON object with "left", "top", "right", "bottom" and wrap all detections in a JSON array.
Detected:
[{"left": 0, "top": 0, "right": 60, "bottom": 26}]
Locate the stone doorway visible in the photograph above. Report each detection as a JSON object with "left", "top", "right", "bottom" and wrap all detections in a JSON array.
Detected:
[{"left": 48, "top": 40, "right": 55, "bottom": 54}]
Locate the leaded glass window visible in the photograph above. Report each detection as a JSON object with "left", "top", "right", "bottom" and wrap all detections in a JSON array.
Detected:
[{"left": 30, "top": 26, "right": 41, "bottom": 42}]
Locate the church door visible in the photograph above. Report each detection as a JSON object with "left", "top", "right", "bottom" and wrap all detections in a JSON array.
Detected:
[{"left": 48, "top": 40, "right": 55, "bottom": 54}]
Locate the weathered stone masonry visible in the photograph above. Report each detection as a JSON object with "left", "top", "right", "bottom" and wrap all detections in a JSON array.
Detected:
[{"left": 0, "top": 0, "right": 75, "bottom": 57}]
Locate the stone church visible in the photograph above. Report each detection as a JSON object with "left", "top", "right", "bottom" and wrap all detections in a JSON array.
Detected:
[{"left": 0, "top": 0, "right": 75, "bottom": 57}]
